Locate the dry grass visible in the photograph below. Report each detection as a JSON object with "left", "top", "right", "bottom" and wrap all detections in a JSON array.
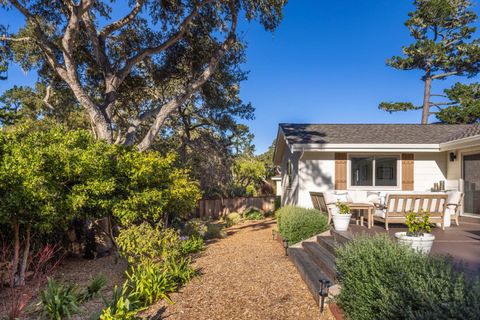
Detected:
[{"left": 145, "top": 218, "right": 334, "bottom": 320}]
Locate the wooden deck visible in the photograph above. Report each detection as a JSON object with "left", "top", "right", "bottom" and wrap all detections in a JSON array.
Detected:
[{"left": 349, "top": 216, "right": 480, "bottom": 276}]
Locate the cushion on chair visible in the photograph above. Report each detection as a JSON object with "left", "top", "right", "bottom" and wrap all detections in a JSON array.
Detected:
[
  {"left": 366, "top": 191, "right": 380, "bottom": 204},
  {"left": 334, "top": 191, "right": 349, "bottom": 203},
  {"left": 323, "top": 192, "right": 337, "bottom": 205},
  {"left": 447, "top": 191, "right": 462, "bottom": 206},
  {"left": 374, "top": 209, "right": 386, "bottom": 219},
  {"left": 446, "top": 204, "right": 457, "bottom": 216}
]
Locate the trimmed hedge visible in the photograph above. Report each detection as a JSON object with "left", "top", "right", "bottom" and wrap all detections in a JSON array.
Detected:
[
  {"left": 336, "top": 235, "right": 480, "bottom": 320},
  {"left": 275, "top": 206, "right": 329, "bottom": 244}
]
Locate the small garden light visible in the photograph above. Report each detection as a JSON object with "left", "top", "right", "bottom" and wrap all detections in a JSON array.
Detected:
[
  {"left": 319, "top": 279, "right": 330, "bottom": 313},
  {"left": 272, "top": 229, "right": 276, "bottom": 240},
  {"left": 283, "top": 238, "right": 289, "bottom": 256}
]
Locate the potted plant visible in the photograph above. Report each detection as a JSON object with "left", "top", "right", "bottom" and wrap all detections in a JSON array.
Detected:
[
  {"left": 394, "top": 211, "right": 435, "bottom": 254},
  {"left": 332, "top": 201, "right": 351, "bottom": 231}
]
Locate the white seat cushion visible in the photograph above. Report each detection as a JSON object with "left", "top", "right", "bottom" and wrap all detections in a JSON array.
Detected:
[
  {"left": 366, "top": 191, "right": 380, "bottom": 204},
  {"left": 335, "top": 191, "right": 349, "bottom": 203},
  {"left": 374, "top": 209, "right": 386, "bottom": 219},
  {"left": 323, "top": 192, "right": 337, "bottom": 205},
  {"left": 447, "top": 191, "right": 462, "bottom": 206}
]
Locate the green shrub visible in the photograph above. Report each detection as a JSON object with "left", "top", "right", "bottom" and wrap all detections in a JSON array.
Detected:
[
  {"left": 80, "top": 274, "right": 107, "bottom": 302},
  {"left": 275, "top": 206, "right": 329, "bottom": 244},
  {"left": 180, "top": 236, "right": 205, "bottom": 255},
  {"left": 204, "top": 222, "right": 226, "bottom": 239},
  {"left": 336, "top": 235, "right": 480, "bottom": 320},
  {"left": 243, "top": 209, "right": 264, "bottom": 220},
  {"left": 165, "top": 257, "right": 196, "bottom": 286},
  {"left": 99, "top": 284, "right": 144, "bottom": 320},
  {"left": 117, "top": 222, "right": 181, "bottom": 264},
  {"left": 182, "top": 218, "right": 208, "bottom": 238},
  {"left": 40, "top": 278, "right": 79, "bottom": 320},
  {"left": 224, "top": 212, "right": 242, "bottom": 227},
  {"left": 125, "top": 262, "right": 178, "bottom": 305}
]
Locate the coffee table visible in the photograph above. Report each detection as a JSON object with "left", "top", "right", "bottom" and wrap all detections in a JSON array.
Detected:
[{"left": 348, "top": 203, "right": 375, "bottom": 229}]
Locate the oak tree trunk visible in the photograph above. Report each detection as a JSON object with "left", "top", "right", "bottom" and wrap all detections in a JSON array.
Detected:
[
  {"left": 18, "top": 223, "right": 31, "bottom": 286},
  {"left": 11, "top": 221, "right": 20, "bottom": 287}
]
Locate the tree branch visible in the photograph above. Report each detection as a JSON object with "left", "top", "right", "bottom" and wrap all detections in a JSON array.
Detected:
[
  {"left": 99, "top": 0, "right": 145, "bottom": 40},
  {"left": 0, "top": 36, "right": 31, "bottom": 42},
  {"left": 431, "top": 71, "right": 458, "bottom": 79},
  {"left": 43, "top": 84, "right": 55, "bottom": 111},
  {"left": 135, "top": 6, "right": 238, "bottom": 152}
]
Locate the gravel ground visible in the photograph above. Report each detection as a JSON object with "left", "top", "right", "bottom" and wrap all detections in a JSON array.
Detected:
[{"left": 147, "top": 218, "right": 334, "bottom": 320}]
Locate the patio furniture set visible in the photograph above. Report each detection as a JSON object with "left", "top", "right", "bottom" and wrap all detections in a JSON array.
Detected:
[{"left": 310, "top": 191, "right": 464, "bottom": 231}]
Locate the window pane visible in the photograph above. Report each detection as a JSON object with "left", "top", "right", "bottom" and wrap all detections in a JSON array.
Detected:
[
  {"left": 351, "top": 157, "right": 373, "bottom": 186},
  {"left": 376, "top": 157, "right": 397, "bottom": 186}
]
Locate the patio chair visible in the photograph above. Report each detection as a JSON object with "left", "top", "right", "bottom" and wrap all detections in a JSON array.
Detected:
[
  {"left": 446, "top": 191, "right": 464, "bottom": 226},
  {"left": 373, "top": 193, "right": 448, "bottom": 231},
  {"left": 310, "top": 192, "right": 336, "bottom": 224}
]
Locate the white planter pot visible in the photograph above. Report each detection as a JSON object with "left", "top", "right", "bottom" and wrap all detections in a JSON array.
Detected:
[
  {"left": 332, "top": 213, "right": 352, "bottom": 231},
  {"left": 394, "top": 232, "right": 435, "bottom": 254}
]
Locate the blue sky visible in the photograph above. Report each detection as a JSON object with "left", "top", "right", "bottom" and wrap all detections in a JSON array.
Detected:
[{"left": 1, "top": 1, "right": 479, "bottom": 154}]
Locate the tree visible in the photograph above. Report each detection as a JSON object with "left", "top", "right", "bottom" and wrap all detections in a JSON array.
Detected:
[
  {"left": 231, "top": 156, "right": 267, "bottom": 196},
  {"left": 379, "top": 0, "right": 480, "bottom": 124},
  {"left": 0, "top": 0, "right": 286, "bottom": 150},
  {"left": 436, "top": 82, "right": 480, "bottom": 123}
]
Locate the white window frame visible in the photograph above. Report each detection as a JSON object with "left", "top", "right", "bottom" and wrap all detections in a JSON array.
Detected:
[{"left": 347, "top": 154, "right": 402, "bottom": 190}]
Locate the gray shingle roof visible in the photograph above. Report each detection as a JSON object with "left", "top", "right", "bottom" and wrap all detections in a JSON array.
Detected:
[{"left": 280, "top": 123, "right": 477, "bottom": 145}]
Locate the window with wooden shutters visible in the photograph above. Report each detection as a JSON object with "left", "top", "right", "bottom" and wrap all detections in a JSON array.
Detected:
[
  {"left": 402, "top": 153, "right": 414, "bottom": 191},
  {"left": 335, "top": 153, "right": 347, "bottom": 190}
]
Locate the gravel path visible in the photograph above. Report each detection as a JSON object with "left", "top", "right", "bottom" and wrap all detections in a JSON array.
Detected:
[{"left": 149, "top": 218, "right": 333, "bottom": 320}]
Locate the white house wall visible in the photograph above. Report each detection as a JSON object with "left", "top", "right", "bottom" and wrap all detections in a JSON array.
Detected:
[
  {"left": 282, "top": 151, "right": 450, "bottom": 208},
  {"left": 413, "top": 152, "right": 447, "bottom": 191}
]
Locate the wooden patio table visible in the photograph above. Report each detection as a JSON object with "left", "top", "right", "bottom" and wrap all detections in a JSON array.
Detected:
[{"left": 348, "top": 202, "right": 375, "bottom": 229}]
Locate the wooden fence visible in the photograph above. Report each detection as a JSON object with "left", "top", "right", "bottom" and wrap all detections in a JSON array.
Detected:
[{"left": 194, "top": 196, "right": 277, "bottom": 219}]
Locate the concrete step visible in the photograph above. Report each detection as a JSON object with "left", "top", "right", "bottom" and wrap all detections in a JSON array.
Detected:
[
  {"left": 302, "top": 241, "right": 337, "bottom": 282},
  {"left": 288, "top": 246, "right": 334, "bottom": 304},
  {"left": 316, "top": 235, "right": 338, "bottom": 256}
]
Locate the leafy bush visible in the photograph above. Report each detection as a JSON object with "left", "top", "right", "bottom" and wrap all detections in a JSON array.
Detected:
[
  {"left": 165, "top": 257, "right": 196, "bottom": 286},
  {"left": 99, "top": 284, "right": 144, "bottom": 320},
  {"left": 243, "top": 209, "right": 264, "bottom": 220},
  {"left": 224, "top": 212, "right": 242, "bottom": 227},
  {"left": 79, "top": 275, "right": 107, "bottom": 302},
  {"left": 117, "top": 223, "right": 181, "bottom": 264},
  {"left": 336, "top": 235, "right": 480, "bottom": 320},
  {"left": 125, "top": 262, "right": 178, "bottom": 305},
  {"left": 182, "top": 218, "right": 208, "bottom": 238},
  {"left": 205, "top": 222, "right": 226, "bottom": 239},
  {"left": 275, "top": 206, "right": 329, "bottom": 244},
  {"left": 180, "top": 236, "right": 205, "bottom": 255},
  {"left": 40, "top": 278, "right": 79, "bottom": 320}
]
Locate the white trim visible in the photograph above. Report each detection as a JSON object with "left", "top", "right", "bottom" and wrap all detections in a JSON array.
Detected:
[
  {"left": 440, "top": 135, "right": 480, "bottom": 151},
  {"left": 347, "top": 153, "right": 402, "bottom": 190},
  {"left": 291, "top": 143, "right": 439, "bottom": 152},
  {"left": 461, "top": 150, "right": 480, "bottom": 215}
]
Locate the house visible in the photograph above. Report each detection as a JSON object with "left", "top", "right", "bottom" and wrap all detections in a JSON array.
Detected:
[{"left": 273, "top": 123, "right": 480, "bottom": 215}]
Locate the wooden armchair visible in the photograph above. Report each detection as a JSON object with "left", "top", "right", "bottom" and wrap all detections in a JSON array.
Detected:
[
  {"left": 373, "top": 193, "right": 448, "bottom": 230},
  {"left": 310, "top": 192, "right": 336, "bottom": 224}
]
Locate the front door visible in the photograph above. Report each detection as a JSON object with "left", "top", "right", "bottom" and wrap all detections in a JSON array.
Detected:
[{"left": 463, "top": 154, "right": 480, "bottom": 215}]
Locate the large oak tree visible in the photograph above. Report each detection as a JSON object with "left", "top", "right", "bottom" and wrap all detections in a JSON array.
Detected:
[{"left": 0, "top": 0, "right": 286, "bottom": 150}]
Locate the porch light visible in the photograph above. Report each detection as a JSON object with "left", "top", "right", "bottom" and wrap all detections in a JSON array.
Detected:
[
  {"left": 319, "top": 279, "right": 331, "bottom": 313},
  {"left": 450, "top": 152, "right": 457, "bottom": 162},
  {"left": 283, "top": 238, "right": 289, "bottom": 256}
]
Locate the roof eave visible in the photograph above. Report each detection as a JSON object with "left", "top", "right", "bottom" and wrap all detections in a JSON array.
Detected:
[
  {"left": 440, "top": 134, "right": 480, "bottom": 151},
  {"left": 291, "top": 143, "right": 441, "bottom": 153}
]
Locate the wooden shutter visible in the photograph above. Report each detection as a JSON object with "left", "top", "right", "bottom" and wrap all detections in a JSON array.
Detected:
[
  {"left": 335, "top": 153, "right": 347, "bottom": 190},
  {"left": 402, "top": 153, "right": 414, "bottom": 191}
]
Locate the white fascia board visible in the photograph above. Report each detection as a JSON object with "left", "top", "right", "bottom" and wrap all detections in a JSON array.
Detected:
[
  {"left": 440, "top": 135, "right": 480, "bottom": 151},
  {"left": 291, "top": 143, "right": 440, "bottom": 153}
]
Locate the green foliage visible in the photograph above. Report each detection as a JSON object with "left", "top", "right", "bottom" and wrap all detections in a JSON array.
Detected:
[
  {"left": 179, "top": 236, "right": 205, "bottom": 255},
  {"left": 336, "top": 235, "right": 480, "bottom": 320},
  {"left": 405, "top": 211, "right": 431, "bottom": 236},
  {"left": 275, "top": 206, "right": 329, "bottom": 244},
  {"left": 231, "top": 156, "right": 267, "bottom": 196},
  {"left": 224, "top": 212, "right": 242, "bottom": 227},
  {"left": 437, "top": 82, "right": 480, "bottom": 123},
  {"left": 80, "top": 275, "right": 108, "bottom": 302},
  {"left": 336, "top": 201, "right": 351, "bottom": 215},
  {"left": 99, "top": 284, "right": 144, "bottom": 320},
  {"left": 164, "top": 257, "right": 196, "bottom": 286},
  {"left": 182, "top": 218, "right": 208, "bottom": 238},
  {"left": 243, "top": 209, "right": 264, "bottom": 220},
  {"left": 125, "top": 262, "right": 178, "bottom": 306},
  {"left": 116, "top": 223, "right": 182, "bottom": 265},
  {"left": 40, "top": 278, "right": 79, "bottom": 320},
  {"left": 205, "top": 223, "right": 226, "bottom": 239},
  {"left": 378, "top": 102, "right": 419, "bottom": 113}
]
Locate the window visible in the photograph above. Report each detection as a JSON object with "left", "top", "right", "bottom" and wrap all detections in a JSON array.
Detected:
[{"left": 350, "top": 156, "right": 399, "bottom": 187}]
